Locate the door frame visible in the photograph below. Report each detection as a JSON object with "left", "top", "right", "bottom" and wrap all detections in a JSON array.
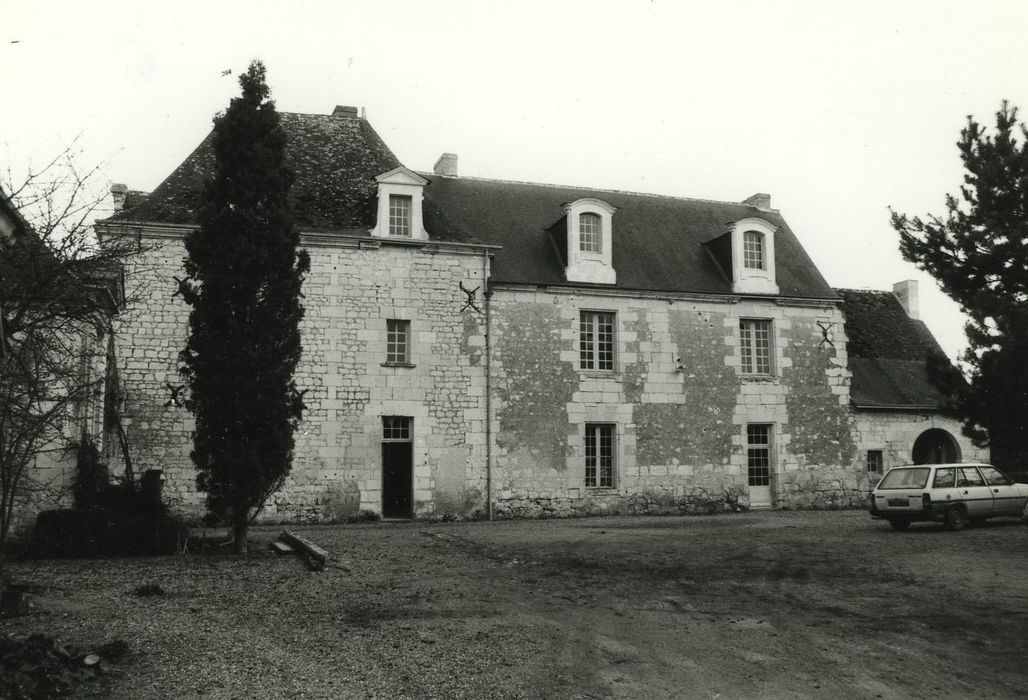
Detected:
[{"left": 381, "top": 416, "right": 414, "bottom": 518}]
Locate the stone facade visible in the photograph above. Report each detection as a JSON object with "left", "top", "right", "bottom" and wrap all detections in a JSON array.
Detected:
[{"left": 852, "top": 410, "right": 987, "bottom": 476}]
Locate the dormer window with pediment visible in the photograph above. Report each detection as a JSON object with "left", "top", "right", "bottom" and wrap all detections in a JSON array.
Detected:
[
  {"left": 371, "top": 167, "right": 429, "bottom": 240},
  {"left": 563, "top": 198, "right": 616, "bottom": 285}
]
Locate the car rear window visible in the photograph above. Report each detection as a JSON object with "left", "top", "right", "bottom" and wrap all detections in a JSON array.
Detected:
[
  {"left": 879, "top": 468, "right": 930, "bottom": 489},
  {"left": 958, "top": 467, "right": 985, "bottom": 487}
]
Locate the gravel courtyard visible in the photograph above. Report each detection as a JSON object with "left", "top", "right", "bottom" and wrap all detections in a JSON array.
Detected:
[{"left": 4, "top": 510, "right": 1027, "bottom": 699}]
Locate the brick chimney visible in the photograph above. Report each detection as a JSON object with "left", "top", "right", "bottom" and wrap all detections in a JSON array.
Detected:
[
  {"left": 893, "top": 280, "right": 920, "bottom": 320},
  {"left": 743, "top": 193, "right": 772, "bottom": 211},
  {"left": 433, "top": 153, "right": 458, "bottom": 178},
  {"left": 110, "top": 183, "right": 128, "bottom": 210},
  {"left": 331, "top": 105, "right": 359, "bottom": 119}
]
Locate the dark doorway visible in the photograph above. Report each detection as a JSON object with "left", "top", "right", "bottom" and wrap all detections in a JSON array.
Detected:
[
  {"left": 912, "top": 428, "right": 960, "bottom": 464},
  {"left": 382, "top": 416, "right": 413, "bottom": 518}
]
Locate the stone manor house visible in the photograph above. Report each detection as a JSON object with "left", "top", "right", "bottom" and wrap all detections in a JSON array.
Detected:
[{"left": 93, "top": 105, "right": 986, "bottom": 521}]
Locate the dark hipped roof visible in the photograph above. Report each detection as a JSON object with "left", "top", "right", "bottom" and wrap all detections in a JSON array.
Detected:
[
  {"left": 110, "top": 112, "right": 401, "bottom": 232},
  {"left": 110, "top": 110, "right": 836, "bottom": 299},
  {"left": 836, "top": 288, "right": 950, "bottom": 410}
]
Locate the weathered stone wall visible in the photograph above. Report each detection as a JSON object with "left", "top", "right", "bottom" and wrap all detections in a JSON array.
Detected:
[
  {"left": 488, "top": 290, "right": 866, "bottom": 516},
  {"left": 113, "top": 233, "right": 489, "bottom": 521},
  {"left": 852, "top": 410, "right": 988, "bottom": 478}
]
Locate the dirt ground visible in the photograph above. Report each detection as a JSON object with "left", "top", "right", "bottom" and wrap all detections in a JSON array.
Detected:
[{"left": 3, "top": 510, "right": 1027, "bottom": 699}]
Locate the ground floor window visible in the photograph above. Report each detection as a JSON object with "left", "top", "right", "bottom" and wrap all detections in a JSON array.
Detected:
[
  {"left": 746, "top": 424, "right": 772, "bottom": 486},
  {"left": 866, "top": 449, "right": 883, "bottom": 474},
  {"left": 585, "top": 423, "right": 615, "bottom": 488}
]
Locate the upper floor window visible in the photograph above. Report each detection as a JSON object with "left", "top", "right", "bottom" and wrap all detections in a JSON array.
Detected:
[
  {"left": 579, "top": 213, "right": 602, "bottom": 253},
  {"left": 581, "top": 311, "right": 615, "bottom": 371},
  {"left": 740, "top": 319, "right": 773, "bottom": 375},
  {"left": 389, "top": 195, "right": 412, "bottom": 237},
  {"left": 743, "top": 231, "right": 765, "bottom": 269},
  {"left": 386, "top": 319, "right": 411, "bottom": 365}
]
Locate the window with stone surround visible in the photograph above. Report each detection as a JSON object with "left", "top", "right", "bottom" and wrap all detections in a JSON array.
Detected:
[
  {"left": 580, "top": 311, "right": 616, "bottom": 371},
  {"left": 389, "top": 195, "right": 412, "bottom": 237},
  {"left": 866, "top": 450, "right": 883, "bottom": 475},
  {"left": 385, "top": 319, "right": 411, "bottom": 365},
  {"left": 585, "top": 423, "right": 615, "bottom": 488},
  {"left": 739, "top": 319, "right": 773, "bottom": 375}
]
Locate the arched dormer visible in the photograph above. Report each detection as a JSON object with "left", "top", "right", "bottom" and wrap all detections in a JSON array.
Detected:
[
  {"left": 564, "top": 198, "right": 616, "bottom": 284},
  {"left": 728, "top": 217, "right": 778, "bottom": 294},
  {"left": 370, "top": 167, "right": 430, "bottom": 240}
]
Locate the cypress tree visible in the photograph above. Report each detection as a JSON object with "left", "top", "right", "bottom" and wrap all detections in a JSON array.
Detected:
[
  {"left": 891, "top": 101, "right": 1028, "bottom": 470},
  {"left": 179, "top": 61, "right": 310, "bottom": 552}
]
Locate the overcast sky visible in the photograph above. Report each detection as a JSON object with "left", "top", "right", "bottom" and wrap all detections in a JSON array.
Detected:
[{"left": 6, "top": 1, "right": 1028, "bottom": 359}]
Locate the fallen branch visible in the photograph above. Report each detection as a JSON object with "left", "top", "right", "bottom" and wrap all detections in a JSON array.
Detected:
[{"left": 279, "top": 530, "right": 329, "bottom": 571}]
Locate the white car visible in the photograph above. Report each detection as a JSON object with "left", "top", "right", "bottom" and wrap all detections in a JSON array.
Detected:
[{"left": 870, "top": 463, "right": 1028, "bottom": 531}]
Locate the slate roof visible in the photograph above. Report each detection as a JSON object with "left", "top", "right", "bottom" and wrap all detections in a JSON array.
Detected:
[
  {"left": 110, "top": 112, "right": 401, "bottom": 232},
  {"left": 835, "top": 288, "right": 950, "bottom": 409},
  {"left": 110, "top": 111, "right": 836, "bottom": 299}
]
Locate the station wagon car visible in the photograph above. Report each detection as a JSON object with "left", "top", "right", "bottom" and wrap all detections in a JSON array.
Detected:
[{"left": 869, "top": 463, "right": 1028, "bottom": 531}]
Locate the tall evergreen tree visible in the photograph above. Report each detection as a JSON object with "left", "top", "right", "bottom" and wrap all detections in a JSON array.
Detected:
[
  {"left": 891, "top": 101, "right": 1028, "bottom": 470},
  {"left": 179, "top": 61, "right": 310, "bottom": 553}
]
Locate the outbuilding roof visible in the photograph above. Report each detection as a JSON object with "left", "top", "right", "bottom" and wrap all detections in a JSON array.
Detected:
[{"left": 835, "top": 288, "right": 951, "bottom": 410}]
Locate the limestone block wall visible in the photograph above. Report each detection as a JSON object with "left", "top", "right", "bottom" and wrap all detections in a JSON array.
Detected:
[
  {"left": 113, "top": 231, "right": 490, "bottom": 522},
  {"left": 488, "top": 289, "right": 864, "bottom": 516},
  {"left": 852, "top": 410, "right": 988, "bottom": 480}
]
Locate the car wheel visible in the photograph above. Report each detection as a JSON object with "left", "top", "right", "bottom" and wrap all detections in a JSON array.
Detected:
[
  {"left": 944, "top": 505, "right": 967, "bottom": 531},
  {"left": 888, "top": 518, "right": 910, "bottom": 531}
]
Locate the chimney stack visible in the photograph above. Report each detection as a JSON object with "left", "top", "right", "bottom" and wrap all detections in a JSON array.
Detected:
[
  {"left": 743, "top": 193, "right": 772, "bottom": 211},
  {"left": 331, "top": 105, "right": 359, "bottom": 119},
  {"left": 893, "top": 280, "right": 920, "bottom": 320},
  {"left": 433, "top": 153, "right": 458, "bottom": 178},
  {"left": 110, "top": 183, "right": 128, "bottom": 210}
]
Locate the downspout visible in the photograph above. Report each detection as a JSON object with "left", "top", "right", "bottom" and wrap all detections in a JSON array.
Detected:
[{"left": 483, "top": 249, "right": 493, "bottom": 521}]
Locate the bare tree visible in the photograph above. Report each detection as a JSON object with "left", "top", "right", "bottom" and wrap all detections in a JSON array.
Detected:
[{"left": 0, "top": 144, "right": 137, "bottom": 594}]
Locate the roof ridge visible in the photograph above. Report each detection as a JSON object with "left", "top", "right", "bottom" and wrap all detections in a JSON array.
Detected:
[
  {"left": 418, "top": 172, "right": 755, "bottom": 208},
  {"left": 834, "top": 286, "right": 894, "bottom": 294}
]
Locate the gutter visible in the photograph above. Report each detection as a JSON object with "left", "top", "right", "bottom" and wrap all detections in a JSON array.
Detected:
[{"left": 483, "top": 248, "right": 494, "bottom": 521}]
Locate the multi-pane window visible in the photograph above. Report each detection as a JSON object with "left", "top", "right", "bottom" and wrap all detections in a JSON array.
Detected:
[
  {"left": 743, "top": 230, "right": 765, "bottom": 269},
  {"left": 382, "top": 416, "right": 412, "bottom": 441},
  {"left": 866, "top": 450, "right": 884, "bottom": 474},
  {"left": 585, "top": 423, "right": 615, "bottom": 488},
  {"left": 389, "top": 194, "right": 412, "bottom": 237},
  {"left": 580, "top": 311, "right": 615, "bottom": 371},
  {"left": 386, "top": 319, "right": 410, "bottom": 364},
  {"left": 739, "top": 319, "right": 773, "bottom": 375},
  {"left": 747, "top": 424, "right": 772, "bottom": 487},
  {"left": 579, "top": 213, "right": 602, "bottom": 253}
]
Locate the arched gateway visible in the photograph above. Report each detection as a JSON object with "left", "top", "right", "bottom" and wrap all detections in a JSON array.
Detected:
[{"left": 912, "top": 428, "right": 961, "bottom": 464}]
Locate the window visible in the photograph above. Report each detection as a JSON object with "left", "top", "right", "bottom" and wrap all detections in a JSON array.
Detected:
[
  {"left": 580, "top": 311, "right": 615, "bottom": 371},
  {"left": 739, "top": 319, "right": 773, "bottom": 375},
  {"left": 866, "top": 450, "right": 884, "bottom": 474},
  {"left": 386, "top": 319, "right": 411, "bottom": 364},
  {"left": 979, "top": 466, "right": 1012, "bottom": 486},
  {"left": 746, "top": 425, "right": 771, "bottom": 487},
  {"left": 585, "top": 423, "right": 615, "bottom": 488},
  {"left": 743, "top": 231, "right": 765, "bottom": 269},
  {"left": 389, "top": 195, "right": 412, "bottom": 236},
  {"left": 382, "top": 416, "right": 412, "bottom": 441},
  {"left": 933, "top": 468, "right": 956, "bottom": 488},
  {"left": 579, "top": 213, "right": 602, "bottom": 253},
  {"left": 957, "top": 467, "right": 985, "bottom": 487}
]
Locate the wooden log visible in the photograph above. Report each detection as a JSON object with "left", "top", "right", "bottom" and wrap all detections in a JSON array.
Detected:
[{"left": 279, "top": 530, "right": 329, "bottom": 570}]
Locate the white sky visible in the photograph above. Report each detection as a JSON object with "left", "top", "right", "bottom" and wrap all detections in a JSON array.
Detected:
[{"left": 6, "top": 0, "right": 1028, "bottom": 360}]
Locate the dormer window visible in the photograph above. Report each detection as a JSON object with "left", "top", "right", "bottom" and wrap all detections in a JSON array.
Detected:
[
  {"left": 562, "top": 198, "right": 616, "bottom": 285},
  {"left": 371, "top": 167, "right": 429, "bottom": 240},
  {"left": 743, "top": 230, "right": 765, "bottom": 270},
  {"left": 579, "top": 213, "right": 602, "bottom": 253},
  {"left": 389, "top": 195, "right": 412, "bottom": 237},
  {"left": 727, "top": 218, "right": 778, "bottom": 295}
]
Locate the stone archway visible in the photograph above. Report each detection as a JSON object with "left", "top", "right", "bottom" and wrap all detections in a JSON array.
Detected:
[{"left": 912, "top": 428, "right": 961, "bottom": 464}]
